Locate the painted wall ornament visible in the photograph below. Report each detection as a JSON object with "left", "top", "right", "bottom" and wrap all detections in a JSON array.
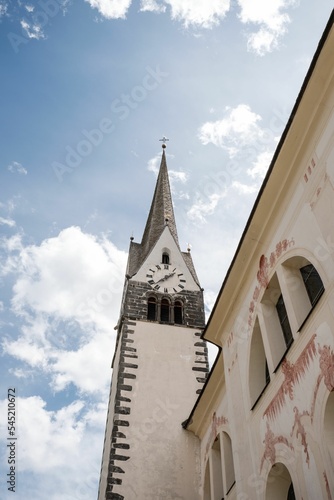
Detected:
[
  {"left": 260, "top": 421, "right": 294, "bottom": 472},
  {"left": 264, "top": 334, "right": 317, "bottom": 420}
]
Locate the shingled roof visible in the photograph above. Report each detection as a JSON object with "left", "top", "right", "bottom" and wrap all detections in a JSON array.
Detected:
[
  {"left": 126, "top": 148, "right": 179, "bottom": 276},
  {"left": 141, "top": 147, "right": 179, "bottom": 253}
]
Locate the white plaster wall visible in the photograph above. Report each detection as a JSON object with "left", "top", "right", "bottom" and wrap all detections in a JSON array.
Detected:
[{"left": 117, "top": 320, "right": 202, "bottom": 499}]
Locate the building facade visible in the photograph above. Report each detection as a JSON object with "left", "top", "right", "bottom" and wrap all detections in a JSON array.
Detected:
[
  {"left": 184, "top": 11, "right": 334, "bottom": 500},
  {"left": 99, "top": 11, "right": 334, "bottom": 500}
]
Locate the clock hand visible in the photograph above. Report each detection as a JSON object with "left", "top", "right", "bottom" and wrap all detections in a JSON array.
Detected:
[{"left": 154, "top": 272, "right": 175, "bottom": 284}]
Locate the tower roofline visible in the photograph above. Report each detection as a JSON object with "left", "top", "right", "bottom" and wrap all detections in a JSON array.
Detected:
[{"left": 140, "top": 147, "right": 179, "bottom": 256}]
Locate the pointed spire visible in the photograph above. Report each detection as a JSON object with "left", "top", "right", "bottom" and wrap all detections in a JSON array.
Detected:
[{"left": 141, "top": 146, "right": 179, "bottom": 255}]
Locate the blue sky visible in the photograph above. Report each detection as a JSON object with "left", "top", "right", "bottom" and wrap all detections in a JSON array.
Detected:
[{"left": 0, "top": 1, "right": 333, "bottom": 498}]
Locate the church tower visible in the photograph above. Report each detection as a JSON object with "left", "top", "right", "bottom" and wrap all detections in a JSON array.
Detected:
[{"left": 98, "top": 144, "right": 208, "bottom": 500}]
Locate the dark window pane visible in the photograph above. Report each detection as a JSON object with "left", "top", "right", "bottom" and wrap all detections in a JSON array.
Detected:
[
  {"left": 147, "top": 298, "right": 156, "bottom": 321},
  {"left": 287, "top": 483, "right": 295, "bottom": 500},
  {"left": 174, "top": 301, "right": 183, "bottom": 324},
  {"left": 162, "top": 253, "right": 169, "bottom": 264},
  {"left": 276, "top": 294, "right": 293, "bottom": 347},
  {"left": 265, "top": 360, "right": 270, "bottom": 385},
  {"left": 300, "top": 264, "right": 324, "bottom": 306},
  {"left": 161, "top": 299, "right": 170, "bottom": 322}
]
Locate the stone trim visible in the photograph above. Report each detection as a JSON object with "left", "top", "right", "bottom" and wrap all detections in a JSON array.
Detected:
[
  {"left": 105, "top": 319, "right": 138, "bottom": 500},
  {"left": 192, "top": 331, "right": 209, "bottom": 397}
]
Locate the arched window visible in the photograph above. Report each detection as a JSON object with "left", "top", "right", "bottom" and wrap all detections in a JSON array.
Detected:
[
  {"left": 160, "top": 298, "right": 170, "bottom": 323},
  {"left": 265, "top": 463, "right": 295, "bottom": 500},
  {"left": 249, "top": 318, "right": 270, "bottom": 408},
  {"left": 162, "top": 252, "right": 170, "bottom": 264},
  {"left": 261, "top": 273, "right": 293, "bottom": 368},
  {"left": 222, "top": 432, "right": 235, "bottom": 494},
  {"left": 300, "top": 263, "right": 324, "bottom": 307},
  {"left": 174, "top": 301, "right": 183, "bottom": 324},
  {"left": 211, "top": 435, "right": 224, "bottom": 499},
  {"left": 281, "top": 257, "right": 325, "bottom": 328},
  {"left": 276, "top": 294, "right": 293, "bottom": 348},
  {"left": 147, "top": 297, "right": 157, "bottom": 321}
]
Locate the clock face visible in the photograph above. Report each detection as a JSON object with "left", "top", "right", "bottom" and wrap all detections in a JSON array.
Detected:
[{"left": 146, "top": 264, "right": 187, "bottom": 294}]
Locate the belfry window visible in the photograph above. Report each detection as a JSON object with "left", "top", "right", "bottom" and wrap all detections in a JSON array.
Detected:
[
  {"left": 300, "top": 264, "right": 324, "bottom": 306},
  {"left": 161, "top": 298, "right": 170, "bottom": 322},
  {"left": 162, "top": 252, "right": 170, "bottom": 264},
  {"left": 147, "top": 297, "right": 157, "bottom": 321},
  {"left": 174, "top": 301, "right": 183, "bottom": 324}
]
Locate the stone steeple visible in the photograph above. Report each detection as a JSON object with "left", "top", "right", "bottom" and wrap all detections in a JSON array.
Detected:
[
  {"left": 98, "top": 143, "right": 207, "bottom": 500},
  {"left": 126, "top": 146, "right": 187, "bottom": 279},
  {"left": 141, "top": 147, "right": 179, "bottom": 254}
]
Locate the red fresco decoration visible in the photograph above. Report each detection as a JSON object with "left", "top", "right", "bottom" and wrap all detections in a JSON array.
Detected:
[
  {"left": 324, "top": 471, "right": 333, "bottom": 500},
  {"left": 264, "top": 334, "right": 317, "bottom": 421},
  {"left": 205, "top": 412, "right": 228, "bottom": 458},
  {"left": 260, "top": 421, "right": 294, "bottom": 472},
  {"left": 261, "top": 341, "right": 334, "bottom": 472},
  {"left": 290, "top": 407, "right": 310, "bottom": 466},
  {"left": 303, "top": 157, "right": 316, "bottom": 183},
  {"left": 228, "top": 352, "right": 238, "bottom": 374},
  {"left": 310, "top": 343, "right": 334, "bottom": 422},
  {"left": 318, "top": 344, "right": 334, "bottom": 391},
  {"left": 248, "top": 238, "right": 295, "bottom": 328},
  {"left": 227, "top": 238, "right": 295, "bottom": 350}
]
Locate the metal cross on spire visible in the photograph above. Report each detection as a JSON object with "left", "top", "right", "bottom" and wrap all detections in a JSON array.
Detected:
[{"left": 159, "top": 136, "right": 169, "bottom": 149}]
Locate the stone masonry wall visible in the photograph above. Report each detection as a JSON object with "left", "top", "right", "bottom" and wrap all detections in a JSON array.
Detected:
[{"left": 123, "top": 279, "right": 205, "bottom": 329}]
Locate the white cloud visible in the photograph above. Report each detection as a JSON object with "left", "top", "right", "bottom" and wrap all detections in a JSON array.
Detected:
[
  {"left": 147, "top": 153, "right": 161, "bottom": 174},
  {"left": 237, "top": 0, "right": 298, "bottom": 55},
  {"left": 198, "top": 104, "right": 264, "bottom": 156},
  {"left": 0, "top": 395, "right": 105, "bottom": 498},
  {"left": 85, "top": 0, "right": 132, "bottom": 19},
  {"left": 169, "top": 170, "right": 188, "bottom": 183},
  {"left": 7, "top": 161, "right": 28, "bottom": 175},
  {"left": 0, "top": 233, "right": 24, "bottom": 276},
  {"left": 0, "top": 1, "right": 8, "bottom": 17},
  {"left": 20, "top": 19, "right": 45, "bottom": 40},
  {"left": 51, "top": 331, "right": 113, "bottom": 393},
  {"left": 140, "top": 0, "right": 231, "bottom": 27},
  {"left": 194, "top": 104, "right": 279, "bottom": 223},
  {"left": 2, "top": 226, "right": 127, "bottom": 394},
  {"left": 0, "top": 216, "right": 15, "bottom": 227},
  {"left": 147, "top": 154, "right": 188, "bottom": 187},
  {"left": 247, "top": 150, "right": 273, "bottom": 179},
  {"left": 164, "top": 0, "right": 231, "bottom": 28},
  {"left": 232, "top": 180, "right": 258, "bottom": 194},
  {"left": 187, "top": 192, "right": 226, "bottom": 223},
  {"left": 11, "top": 227, "right": 126, "bottom": 323},
  {"left": 140, "top": 0, "right": 166, "bottom": 13},
  {"left": 25, "top": 4, "right": 34, "bottom": 12}
]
